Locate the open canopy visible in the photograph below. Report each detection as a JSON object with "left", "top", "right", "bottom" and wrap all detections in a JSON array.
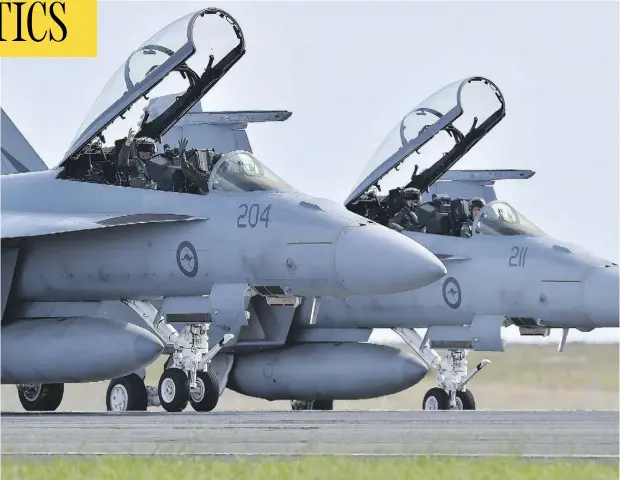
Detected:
[
  {"left": 60, "top": 7, "right": 245, "bottom": 166},
  {"left": 344, "top": 77, "right": 506, "bottom": 208}
]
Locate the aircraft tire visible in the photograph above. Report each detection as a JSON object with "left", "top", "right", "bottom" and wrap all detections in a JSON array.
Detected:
[
  {"left": 456, "top": 389, "right": 476, "bottom": 410},
  {"left": 18, "top": 383, "right": 64, "bottom": 412},
  {"left": 159, "top": 368, "right": 190, "bottom": 412},
  {"left": 290, "top": 400, "right": 334, "bottom": 411},
  {"left": 106, "top": 374, "right": 148, "bottom": 412},
  {"left": 422, "top": 387, "right": 450, "bottom": 410},
  {"left": 312, "top": 400, "right": 334, "bottom": 411},
  {"left": 189, "top": 370, "right": 219, "bottom": 412}
]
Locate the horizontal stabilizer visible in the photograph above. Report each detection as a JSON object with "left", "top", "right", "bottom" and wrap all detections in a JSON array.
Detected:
[
  {"left": 1, "top": 109, "right": 47, "bottom": 175},
  {"left": 1, "top": 211, "right": 206, "bottom": 240},
  {"left": 438, "top": 170, "right": 535, "bottom": 184}
]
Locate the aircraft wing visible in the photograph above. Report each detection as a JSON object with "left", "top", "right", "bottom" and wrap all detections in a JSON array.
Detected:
[{"left": 1, "top": 211, "right": 206, "bottom": 240}]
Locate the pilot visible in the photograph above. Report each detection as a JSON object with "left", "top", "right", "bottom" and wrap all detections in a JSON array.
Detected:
[
  {"left": 179, "top": 138, "right": 220, "bottom": 194},
  {"left": 460, "top": 196, "right": 486, "bottom": 238},
  {"left": 117, "top": 127, "right": 157, "bottom": 188},
  {"left": 388, "top": 187, "right": 425, "bottom": 233},
  {"left": 470, "top": 196, "right": 486, "bottom": 219}
]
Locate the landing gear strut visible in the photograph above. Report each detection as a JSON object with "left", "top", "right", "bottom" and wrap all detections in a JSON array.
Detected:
[
  {"left": 394, "top": 328, "right": 490, "bottom": 410},
  {"left": 121, "top": 300, "right": 234, "bottom": 412},
  {"left": 17, "top": 383, "right": 64, "bottom": 411}
]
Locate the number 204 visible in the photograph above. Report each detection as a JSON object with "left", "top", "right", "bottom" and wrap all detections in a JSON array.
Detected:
[
  {"left": 508, "top": 246, "right": 528, "bottom": 267},
  {"left": 237, "top": 204, "right": 272, "bottom": 228}
]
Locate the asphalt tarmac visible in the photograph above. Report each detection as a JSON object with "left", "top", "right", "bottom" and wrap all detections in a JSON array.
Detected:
[{"left": 1, "top": 410, "right": 618, "bottom": 460}]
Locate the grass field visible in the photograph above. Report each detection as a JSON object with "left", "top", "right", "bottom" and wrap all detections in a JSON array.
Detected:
[
  {"left": 1, "top": 343, "right": 618, "bottom": 411},
  {"left": 2, "top": 457, "right": 618, "bottom": 480}
]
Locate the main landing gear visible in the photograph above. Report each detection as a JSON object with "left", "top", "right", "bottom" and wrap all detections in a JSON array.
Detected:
[
  {"left": 291, "top": 400, "right": 334, "bottom": 411},
  {"left": 106, "top": 300, "right": 235, "bottom": 412},
  {"left": 394, "top": 328, "right": 490, "bottom": 411},
  {"left": 17, "top": 383, "right": 64, "bottom": 411}
]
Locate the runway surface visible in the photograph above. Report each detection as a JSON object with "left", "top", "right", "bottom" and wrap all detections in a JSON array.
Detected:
[{"left": 1, "top": 411, "right": 618, "bottom": 459}]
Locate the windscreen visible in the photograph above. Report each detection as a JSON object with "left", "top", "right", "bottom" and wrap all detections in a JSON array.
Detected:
[
  {"left": 209, "top": 151, "right": 294, "bottom": 193},
  {"left": 473, "top": 201, "right": 546, "bottom": 237}
]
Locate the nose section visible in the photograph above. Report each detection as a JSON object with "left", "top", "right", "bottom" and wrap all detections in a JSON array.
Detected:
[
  {"left": 582, "top": 266, "right": 619, "bottom": 327},
  {"left": 334, "top": 224, "right": 446, "bottom": 296}
]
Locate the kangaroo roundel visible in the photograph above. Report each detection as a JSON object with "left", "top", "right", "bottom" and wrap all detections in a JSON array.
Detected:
[
  {"left": 176, "top": 241, "right": 198, "bottom": 278},
  {"left": 442, "top": 277, "right": 461, "bottom": 310}
]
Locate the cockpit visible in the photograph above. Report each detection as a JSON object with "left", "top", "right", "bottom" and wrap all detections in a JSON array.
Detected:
[
  {"left": 55, "top": 8, "right": 249, "bottom": 195},
  {"left": 344, "top": 76, "right": 510, "bottom": 239}
]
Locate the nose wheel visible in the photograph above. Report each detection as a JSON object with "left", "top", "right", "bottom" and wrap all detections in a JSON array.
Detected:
[
  {"left": 189, "top": 369, "right": 220, "bottom": 412},
  {"left": 422, "top": 387, "right": 476, "bottom": 410},
  {"left": 159, "top": 368, "right": 190, "bottom": 412}
]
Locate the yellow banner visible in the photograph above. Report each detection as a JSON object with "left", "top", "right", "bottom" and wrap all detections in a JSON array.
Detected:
[{"left": 0, "top": 0, "right": 97, "bottom": 57}]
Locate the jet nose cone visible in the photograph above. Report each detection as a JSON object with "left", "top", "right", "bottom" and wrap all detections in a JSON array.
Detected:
[
  {"left": 334, "top": 225, "right": 446, "bottom": 296},
  {"left": 583, "top": 266, "right": 619, "bottom": 327}
]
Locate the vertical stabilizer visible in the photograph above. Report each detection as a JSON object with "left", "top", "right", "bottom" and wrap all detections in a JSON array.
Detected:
[{"left": 1, "top": 109, "right": 47, "bottom": 175}]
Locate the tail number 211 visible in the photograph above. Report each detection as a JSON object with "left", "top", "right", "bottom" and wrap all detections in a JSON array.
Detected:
[{"left": 508, "top": 246, "right": 528, "bottom": 267}]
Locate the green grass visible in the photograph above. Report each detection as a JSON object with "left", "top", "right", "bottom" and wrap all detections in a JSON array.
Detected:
[{"left": 2, "top": 457, "right": 618, "bottom": 480}]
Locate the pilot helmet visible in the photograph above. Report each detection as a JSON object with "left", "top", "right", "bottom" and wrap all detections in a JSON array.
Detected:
[
  {"left": 402, "top": 187, "right": 421, "bottom": 202},
  {"left": 470, "top": 196, "right": 486, "bottom": 217},
  {"left": 135, "top": 137, "right": 156, "bottom": 157}
]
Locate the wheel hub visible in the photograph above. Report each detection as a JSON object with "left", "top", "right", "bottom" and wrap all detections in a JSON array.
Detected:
[
  {"left": 190, "top": 378, "right": 205, "bottom": 403},
  {"left": 160, "top": 377, "right": 176, "bottom": 403},
  {"left": 424, "top": 396, "right": 439, "bottom": 410},
  {"left": 22, "top": 384, "right": 42, "bottom": 402},
  {"left": 109, "top": 385, "right": 128, "bottom": 411}
]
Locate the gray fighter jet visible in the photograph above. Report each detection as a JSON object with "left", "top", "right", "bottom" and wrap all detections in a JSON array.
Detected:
[
  {"left": 97, "top": 75, "right": 617, "bottom": 413},
  {"left": 0, "top": 8, "right": 447, "bottom": 412}
]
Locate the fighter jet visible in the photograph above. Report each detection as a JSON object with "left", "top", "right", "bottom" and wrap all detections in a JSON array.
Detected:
[
  {"left": 97, "top": 75, "right": 617, "bottom": 414},
  {"left": 0, "top": 7, "right": 447, "bottom": 412}
]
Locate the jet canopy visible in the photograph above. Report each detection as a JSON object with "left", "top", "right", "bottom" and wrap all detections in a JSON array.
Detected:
[
  {"left": 472, "top": 201, "right": 546, "bottom": 237},
  {"left": 60, "top": 8, "right": 245, "bottom": 166},
  {"left": 208, "top": 150, "right": 294, "bottom": 193},
  {"left": 344, "top": 77, "right": 506, "bottom": 209}
]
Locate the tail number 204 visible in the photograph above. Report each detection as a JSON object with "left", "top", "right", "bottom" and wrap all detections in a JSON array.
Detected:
[
  {"left": 237, "top": 204, "right": 272, "bottom": 228},
  {"left": 509, "top": 246, "right": 528, "bottom": 267}
]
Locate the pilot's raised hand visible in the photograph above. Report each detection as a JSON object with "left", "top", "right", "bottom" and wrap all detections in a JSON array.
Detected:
[
  {"left": 125, "top": 128, "right": 136, "bottom": 147},
  {"left": 177, "top": 137, "right": 188, "bottom": 156}
]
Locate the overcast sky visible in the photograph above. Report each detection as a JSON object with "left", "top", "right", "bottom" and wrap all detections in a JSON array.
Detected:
[{"left": 1, "top": 0, "right": 618, "bottom": 342}]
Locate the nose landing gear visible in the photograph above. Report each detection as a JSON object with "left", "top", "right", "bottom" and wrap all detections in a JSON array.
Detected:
[{"left": 394, "top": 327, "right": 491, "bottom": 411}]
